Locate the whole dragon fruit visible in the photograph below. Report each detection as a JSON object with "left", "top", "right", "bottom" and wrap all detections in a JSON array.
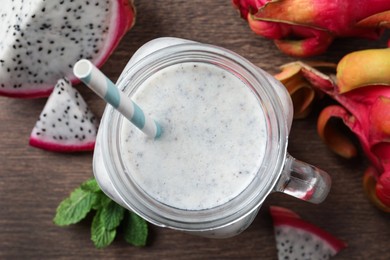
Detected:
[
  {"left": 275, "top": 48, "right": 390, "bottom": 211},
  {"left": 0, "top": 0, "right": 135, "bottom": 98},
  {"left": 232, "top": 0, "right": 390, "bottom": 57}
]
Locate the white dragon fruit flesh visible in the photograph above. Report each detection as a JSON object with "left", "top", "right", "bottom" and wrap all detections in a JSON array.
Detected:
[
  {"left": 270, "top": 206, "right": 346, "bottom": 260},
  {"left": 0, "top": 0, "right": 135, "bottom": 98},
  {"left": 29, "top": 78, "right": 98, "bottom": 152}
]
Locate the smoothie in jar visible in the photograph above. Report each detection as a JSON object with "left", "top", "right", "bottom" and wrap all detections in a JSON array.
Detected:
[
  {"left": 93, "top": 38, "right": 331, "bottom": 238},
  {"left": 120, "top": 62, "right": 267, "bottom": 210}
]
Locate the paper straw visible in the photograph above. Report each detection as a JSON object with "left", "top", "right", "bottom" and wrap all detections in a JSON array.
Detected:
[{"left": 73, "top": 59, "right": 162, "bottom": 139}]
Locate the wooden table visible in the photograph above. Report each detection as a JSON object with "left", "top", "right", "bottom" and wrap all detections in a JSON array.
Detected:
[{"left": 1, "top": 1, "right": 389, "bottom": 259}]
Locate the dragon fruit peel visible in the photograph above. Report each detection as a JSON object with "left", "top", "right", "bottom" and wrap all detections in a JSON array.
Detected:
[
  {"left": 232, "top": 0, "right": 390, "bottom": 57},
  {"left": 275, "top": 48, "right": 390, "bottom": 210}
]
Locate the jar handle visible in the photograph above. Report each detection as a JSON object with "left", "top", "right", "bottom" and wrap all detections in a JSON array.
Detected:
[{"left": 274, "top": 153, "right": 331, "bottom": 203}]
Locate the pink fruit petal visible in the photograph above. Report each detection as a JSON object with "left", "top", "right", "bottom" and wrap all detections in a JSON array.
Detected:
[
  {"left": 356, "top": 10, "right": 390, "bottom": 28},
  {"left": 233, "top": 0, "right": 390, "bottom": 57},
  {"left": 377, "top": 172, "right": 390, "bottom": 208},
  {"left": 336, "top": 49, "right": 390, "bottom": 94},
  {"left": 274, "top": 62, "right": 303, "bottom": 83},
  {"left": 317, "top": 105, "right": 358, "bottom": 159},
  {"left": 274, "top": 28, "right": 334, "bottom": 57},
  {"left": 363, "top": 167, "right": 390, "bottom": 212}
]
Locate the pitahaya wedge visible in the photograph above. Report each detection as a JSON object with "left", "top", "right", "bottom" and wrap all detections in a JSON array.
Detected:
[
  {"left": 0, "top": 0, "right": 135, "bottom": 98},
  {"left": 29, "top": 78, "right": 98, "bottom": 152},
  {"left": 232, "top": 0, "right": 390, "bottom": 57},
  {"left": 270, "top": 206, "right": 347, "bottom": 260}
]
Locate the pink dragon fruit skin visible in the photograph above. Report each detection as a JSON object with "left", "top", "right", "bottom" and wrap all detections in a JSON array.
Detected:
[
  {"left": 232, "top": 0, "right": 390, "bottom": 57},
  {"left": 274, "top": 47, "right": 390, "bottom": 210},
  {"left": 377, "top": 172, "right": 390, "bottom": 208},
  {"left": 314, "top": 50, "right": 390, "bottom": 173},
  {"left": 363, "top": 166, "right": 390, "bottom": 212},
  {"left": 302, "top": 49, "right": 390, "bottom": 210}
]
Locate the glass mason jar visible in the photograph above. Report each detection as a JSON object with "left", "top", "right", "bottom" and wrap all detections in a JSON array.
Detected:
[{"left": 93, "top": 37, "right": 331, "bottom": 238}]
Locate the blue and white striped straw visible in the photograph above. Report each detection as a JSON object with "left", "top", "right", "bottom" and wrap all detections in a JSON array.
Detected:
[{"left": 73, "top": 59, "right": 162, "bottom": 139}]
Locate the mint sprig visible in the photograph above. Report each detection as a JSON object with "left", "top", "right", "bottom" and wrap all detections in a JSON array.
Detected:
[
  {"left": 124, "top": 211, "right": 148, "bottom": 246},
  {"left": 53, "top": 186, "right": 99, "bottom": 226},
  {"left": 91, "top": 198, "right": 125, "bottom": 248},
  {"left": 54, "top": 178, "right": 148, "bottom": 248}
]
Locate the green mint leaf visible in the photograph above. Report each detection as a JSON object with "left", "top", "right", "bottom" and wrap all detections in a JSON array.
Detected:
[
  {"left": 91, "top": 209, "right": 116, "bottom": 248},
  {"left": 90, "top": 199, "right": 125, "bottom": 248},
  {"left": 92, "top": 191, "right": 114, "bottom": 210},
  {"left": 92, "top": 190, "right": 109, "bottom": 210},
  {"left": 123, "top": 212, "right": 148, "bottom": 247},
  {"left": 80, "top": 178, "right": 101, "bottom": 193},
  {"left": 54, "top": 187, "right": 98, "bottom": 226},
  {"left": 101, "top": 200, "right": 125, "bottom": 230},
  {"left": 55, "top": 177, "right": 147, "bottom": 248}
]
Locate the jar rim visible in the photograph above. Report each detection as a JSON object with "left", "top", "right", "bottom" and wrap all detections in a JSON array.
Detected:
[{"left": 100, "top": 42, "right": 289, "bottom": 231}]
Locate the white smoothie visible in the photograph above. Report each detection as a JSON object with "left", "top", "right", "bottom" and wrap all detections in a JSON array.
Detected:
[{"left": 120, "top": 62, "right": 267, "bottom": 210}]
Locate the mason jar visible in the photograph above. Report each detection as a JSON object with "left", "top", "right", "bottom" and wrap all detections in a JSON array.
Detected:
[{"left": 93, "top": 37, "right": 331, "bottom": 238}]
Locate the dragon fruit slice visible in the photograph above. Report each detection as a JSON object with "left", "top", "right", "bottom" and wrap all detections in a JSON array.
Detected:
[
  {"left": 270, "top": 206, "right": 346, "bottom": 260},
  {"left": 232, "top": 0, "right": 390, "bottom": 57},
  {"left": 29, "top": 78, "right": 98, "bottom": 152},
  {"left": 0, "top": 0, "right": 135, "bottom": 98}
]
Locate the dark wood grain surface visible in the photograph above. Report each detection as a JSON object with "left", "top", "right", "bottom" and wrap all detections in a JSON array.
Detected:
[{"left": 1, "top": 1, "right": 389, "bottom": 259}]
